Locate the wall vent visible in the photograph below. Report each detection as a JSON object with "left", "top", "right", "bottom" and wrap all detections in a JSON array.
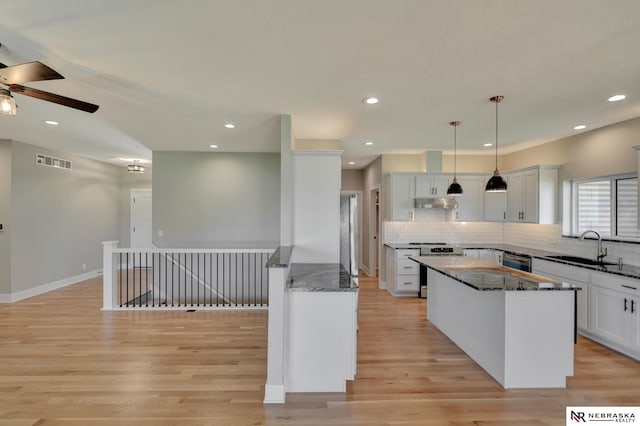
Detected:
[{"left": 35, "top": 154, "right": 72, "bottom": 170}]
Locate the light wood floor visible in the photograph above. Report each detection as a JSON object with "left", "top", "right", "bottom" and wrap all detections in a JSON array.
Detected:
[{"left": 0, "top": 274, "right": 638, "bottom": 425}]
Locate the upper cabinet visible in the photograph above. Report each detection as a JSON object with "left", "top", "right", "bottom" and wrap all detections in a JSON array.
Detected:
[
  {"left": 484, "top": 190, "right": 507, "bottom": 222},
  {"left": 385, "top": 173, "right": 415, "bottom": 221},
  {"left": 384, "top": 166, "right": 558, "bottom": 224},
  {"left": 415, "top": 173, "right": 451, "bottom": 197},
  {"left": 506, "top": 166, "right": 558, "bottom": 224},
  {"left": 454, "top": 175, "right": 485, "bottom": 221}
]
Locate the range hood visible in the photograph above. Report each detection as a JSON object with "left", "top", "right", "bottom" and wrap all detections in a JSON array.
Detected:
[{"left": 414, "top": 197, "right": 458, "bottom": 210}]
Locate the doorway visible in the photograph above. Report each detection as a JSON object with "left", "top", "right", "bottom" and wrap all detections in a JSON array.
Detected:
[
  {"left": 369, "top": 187, "right": 380, "bottom": 278},
  {"left": 130, "top": 189, "right": 152, "bottom": 248}
]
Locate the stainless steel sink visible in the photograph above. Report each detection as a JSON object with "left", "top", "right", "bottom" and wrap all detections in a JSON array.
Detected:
[{"left": 545, "top": 255, "right": 615, "bottom": 266}]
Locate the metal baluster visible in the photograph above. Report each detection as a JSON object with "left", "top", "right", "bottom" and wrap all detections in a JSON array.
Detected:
[
  {"left": 119, "top": 252, "right": 123, "bottom": 307},
  {"left": 216, "top": 253, "right": 220, "bottom": 306},
  {"left": 126, "top": 252, "right": 129, "bottom": 307},
  {"left": 210, "top": 253, "right": 213, "bottom": 306}
]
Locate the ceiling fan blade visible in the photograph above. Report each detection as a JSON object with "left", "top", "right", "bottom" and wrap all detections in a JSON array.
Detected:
[
  {"left": 0, "top": 61, "right": 64, "bottom": 85},
  {"left": 9, "top": 84, "right": 99, "bottom": 113}
]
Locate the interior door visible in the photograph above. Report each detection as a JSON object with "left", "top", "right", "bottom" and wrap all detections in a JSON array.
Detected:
[{"left": 131, "top": 189, "right": 152, "bottom": 248}]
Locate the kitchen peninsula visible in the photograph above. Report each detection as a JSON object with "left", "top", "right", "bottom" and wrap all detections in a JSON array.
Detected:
[{"left": 412, "top": 255, "right": 579, "bottom": 389}]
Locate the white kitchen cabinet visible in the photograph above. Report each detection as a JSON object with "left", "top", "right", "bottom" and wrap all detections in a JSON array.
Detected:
[
  {"left": 484, "top": 190, "right": 507, "bottom": 221},
  {"left": 453, "top": 175, "right": 485, "bottom": 221},
  {"left": 590, "top": 285, "right": 629, "bottom": 347},
  {"left": 532, "top": 259, "right": 590, "bottom": 332},
  {"left": 589, "top": 272, "right": 640, "bottom": 357},
  {"left": 385, "top": 247, "right": 420, "bottom": 296},
  {"left": 286, "top": 290, "right": 358, "bottom": 392},
  {"left": 415, "top": 173, "right": 452, "bottom": 197},
  {"left": 464, "top": 249, "right": 502, "bottom": 264},
  {"left": 385, "top": 173, "right": 415, "bottom": 221},
  {"left": 507, "top": 166, "right": 558, "bottom": 224}
]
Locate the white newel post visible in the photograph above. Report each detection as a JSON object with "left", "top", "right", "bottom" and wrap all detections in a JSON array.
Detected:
[
  {"left": 263, "top": 265, "right": 287, "bottom": 403},
  {"left": 102, "top": 241, "right": 119, "bottom": 310}
]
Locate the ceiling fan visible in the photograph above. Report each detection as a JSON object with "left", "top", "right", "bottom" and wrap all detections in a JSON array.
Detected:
[{"left": 0, "top": 53, "right": 99, "bottom": 115}]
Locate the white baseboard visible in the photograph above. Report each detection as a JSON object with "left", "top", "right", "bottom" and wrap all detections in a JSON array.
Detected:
[
  {"left": 263, "top": 384, "right": 285, "bottom": 404},
  {"left": 0, "top": 269, "right": 101, "bottom": 303}
]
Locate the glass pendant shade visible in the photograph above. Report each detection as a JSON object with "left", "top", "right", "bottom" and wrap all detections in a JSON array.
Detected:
[
  {"left": 485, "top": 95, "right": 507, "bottom": 193},
  {"left": 447, "top": 120, "right": 463, "bottom": 196},
  {"left": 0, "top": 89, "right": 16, "bottom": 115}
]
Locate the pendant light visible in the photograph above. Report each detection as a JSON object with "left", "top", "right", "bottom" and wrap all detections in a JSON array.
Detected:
[
  {"left": 446, "top": 121, "right": 463, "bottom": 196},
  {"left": 485, "top": 95, "right": 508, "bottom": 192}
]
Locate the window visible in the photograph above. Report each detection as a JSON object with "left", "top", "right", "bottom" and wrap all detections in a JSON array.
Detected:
[{"left": 571, "top": 174, "right": 639, "bottom": 238}]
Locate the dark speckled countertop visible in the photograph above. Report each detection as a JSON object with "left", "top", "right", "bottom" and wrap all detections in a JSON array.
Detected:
[
  {"left": 287, "top": 263, "right": 358, "bottom": 292},
  {"left": 385, "top": 243, "right": 640, "bottom": 280}
]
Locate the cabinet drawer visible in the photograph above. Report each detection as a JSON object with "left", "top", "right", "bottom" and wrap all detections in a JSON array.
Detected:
[
  {"left": 397, "top": 258, "right": 419, "bottom": 274},
  {"left": 396, "top": 275, "right": 419, "bottom": 291},
  {"left": 591, "top": 271, "right": 640, "bottom": 296},
  {"left": 396, "top": 248, "right": 420, "bottom": 259}
]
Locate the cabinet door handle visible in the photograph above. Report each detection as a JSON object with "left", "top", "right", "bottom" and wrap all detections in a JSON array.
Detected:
[
  {"left": 624, "top": 298, "right": 628, "bottom": 312},
  {"left": 403, "top": 266, "right": 413, "bottom": 269},
  {"left": 632, "top": 300, "right": 636, "bottom": 314},
  {"left": 403, "top": 282, "right": 413, "bottom": 285},
  {"left": 503, "top": 212, "right": 506, "bottom": 220},
  {"left": 622, "top": 284, "right": 638, "bottom": 291}
]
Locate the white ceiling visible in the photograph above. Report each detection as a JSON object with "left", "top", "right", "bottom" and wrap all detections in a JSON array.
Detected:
[{"left": 1, "top": 0, "right": 640, "bottom": 170}]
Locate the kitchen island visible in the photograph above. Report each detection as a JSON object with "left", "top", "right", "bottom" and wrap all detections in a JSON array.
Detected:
[{"left": 411, "top": 255, "right": 580, "bottom": 389}]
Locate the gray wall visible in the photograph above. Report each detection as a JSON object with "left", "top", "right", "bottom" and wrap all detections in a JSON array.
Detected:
[
  {"left": 10, "top": 141, "right": 120, "bottom": 293},
  {"left": 119, "top": 168, "right": 153, "bottom": 247},
  {"left": 152, "top": 152, "right": 280, "bottom": 248},
  {"left": 341, "top": 169, "right": 364, "bottom": 192},
  {"left": 0, "top": 140, "right": 11, "bottom": 294}
]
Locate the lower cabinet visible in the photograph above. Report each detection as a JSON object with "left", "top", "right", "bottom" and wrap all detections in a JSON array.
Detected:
[
  {"left": 590, "top": 272, "right": 640, "bottom": 356},
  {"left": 533, "top": 259, "right": 640, "bottom": 360},
  {"left": 463, "top": 249, "right": 502, "bottom": 265},
  {"left": 385, "top": 247, "right": 420, "bottom": 296},
  {"left": 532, "top": 259, "right": 589, "bottom": 332}
]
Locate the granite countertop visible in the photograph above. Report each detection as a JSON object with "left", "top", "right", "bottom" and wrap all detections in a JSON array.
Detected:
[
  {"left": 410, "top": 256, "right": 580, "bottom": 292},
  {"left": 287, "top": 263, "right": 358, "bottom": 292},
  {"left": 386, "top": 242, "right": 640, "bottom": 280}
]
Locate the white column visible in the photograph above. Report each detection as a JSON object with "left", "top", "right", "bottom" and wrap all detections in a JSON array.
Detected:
[
  {"left": 291, "top": 151, "right": 342, "bottom": 263},
  {"left": 263, "top": 265, "right": 287, "bottom": 403},
  {"left": 102, "top": 241, "right": 119, "bottom": 310}
]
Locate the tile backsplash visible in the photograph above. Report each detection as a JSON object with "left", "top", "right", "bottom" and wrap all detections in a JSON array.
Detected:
[{"left": 383, "top": 209, "right": 640, "bottom": 266}]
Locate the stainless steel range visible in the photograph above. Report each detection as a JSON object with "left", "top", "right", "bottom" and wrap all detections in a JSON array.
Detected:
[
  {"left": 420, "top": 245, "right": 463, "bottom": 256},
  {"left": 417, "top": 244, "right": 463, "bottom": 297}
]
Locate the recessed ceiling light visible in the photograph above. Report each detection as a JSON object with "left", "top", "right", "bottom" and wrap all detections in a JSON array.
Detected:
[
  {"left": 209, "top": 144, "right": 219, "bottom": 149},
  {"left": 44, "top": 120, "right": 58, "bottom": 126},
  {"left": 363, "top": 97, "right": 379, "bottom": 105},
  {"left": 364, "top": 141, "right": 373, "bottom": 146},
  {"left": 348, "top": 161, "right": 355, "bottom": 165},
  {"left": 608, "top": 94, "right": 626, "bottom": 102},
  {"left": 483, "top": 143, "right": 493, "bottom": 147},
  {"left": 573, "top": 124, "right": 587, "bottom": 130},
  {"left": 224, "top": 123, "right": 235, "bottom": 129}
]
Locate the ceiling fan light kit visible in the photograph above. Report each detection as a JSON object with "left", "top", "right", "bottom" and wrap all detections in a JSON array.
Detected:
[
  {"left": 0, "top": 50, "right": 99, "bottom": 114},
  {"left": 0, "top": 88, "right": 16, "bottom": 115},
  {"left": 485, "top": 95, "right": 508, "bottom": 193}
]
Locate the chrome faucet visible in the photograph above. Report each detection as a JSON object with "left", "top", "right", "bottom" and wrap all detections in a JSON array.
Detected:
[{"left": 579, "top": 230, "right": 607, "bottom": 264}]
